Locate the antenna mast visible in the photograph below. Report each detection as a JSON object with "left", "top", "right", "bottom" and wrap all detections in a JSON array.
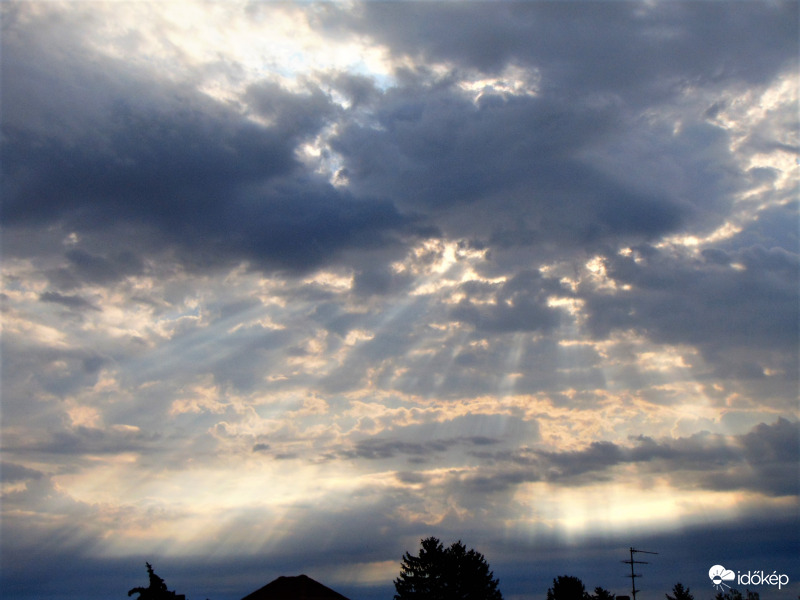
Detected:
[{"left": 623, "top": 547, "right": 658, "bottom": 600}]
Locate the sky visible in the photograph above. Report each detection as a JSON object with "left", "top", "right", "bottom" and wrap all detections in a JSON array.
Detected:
[{"left": 1, "top": 2, "right": 798, "bottom": 600}]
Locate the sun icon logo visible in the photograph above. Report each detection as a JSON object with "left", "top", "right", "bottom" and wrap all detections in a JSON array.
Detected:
[{"left": 709, "top": 565, "right": 736, "bottom": 591}]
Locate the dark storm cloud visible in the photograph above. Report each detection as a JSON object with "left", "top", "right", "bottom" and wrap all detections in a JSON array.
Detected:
[
  {"left": 319, "top": 1, "right": 798, "bottom": 265},
  {"left": 5, "top": 100, "right": 418, "bottom": 272},
  {"left": 1, "top": 14, "right": 423, "bottom": 275},
  {"left": 48, "top": 249, "right": 145, "bottom": 290},
  {"left": 5, "top": 1, "right": 796, "bottom": 279},
  {"left": 324, "top": 2, "right": 798, "bottom": 96},
  {"left": 244, "top": 80, "right": 336, "bottom": 136},
  {"left": 330, "top": 85, "right": 687, "bottom": 251},
  {"left": 2, "top": 70, "right": 290, "bottom": 227}
]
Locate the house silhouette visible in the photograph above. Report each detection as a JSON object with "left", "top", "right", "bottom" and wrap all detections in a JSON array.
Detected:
[{"left": 241, "top": 574, "right": 351, "bottom": 600}]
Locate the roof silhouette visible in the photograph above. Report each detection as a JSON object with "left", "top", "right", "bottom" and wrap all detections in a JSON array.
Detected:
[{"left": 241, "top": 574, "right": 352, "bottom": 600}]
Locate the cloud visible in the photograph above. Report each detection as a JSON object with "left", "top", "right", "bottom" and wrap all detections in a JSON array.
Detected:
[
  {"left": 582, "top": 238, "right": 799, "bottom": 387},
  {"left": 3, "top": 425, "right": 162, "bottom": 457},
  {"left": 47, "top": 249, "right": 145, "bottom": 290},
  {"left": 460, "top": 419, "right": 799, "bottom": 498},
  {"left": 338, "top": 414, "right": 531, "bottom": 463},
  {"left": 449, "top": 270, "right": 564, "bottom": 334},
  {"left": 39, "top": 291, "right": 101, "bottom": 312},
  {"left": 331, "top": 82, "right": 688, "bottom": 254},
  {"left": 326, "top": 2, "right": 797, "bottom": 95},
  {"left": 11, "top": 1, "right": 793, "bottom": 284},
  {"left": 319, "top": 1, "right": 798, "bottom": 269},
  {"left": 1, "top": 10, "right": 426, "bottom": 276},
  {"left": 1, "top": 4, "right": 798, "bottom": 600},
  {"left": 0, "top": 335, "right": 108, "bottom": 401},
  {"left": 1, "top": 462, "right": 44, "bottom": 483}
]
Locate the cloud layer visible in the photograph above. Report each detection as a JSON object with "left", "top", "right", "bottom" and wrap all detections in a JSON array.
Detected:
[{"left": 1, "top": 2, "right": 798, "bottom": 600}]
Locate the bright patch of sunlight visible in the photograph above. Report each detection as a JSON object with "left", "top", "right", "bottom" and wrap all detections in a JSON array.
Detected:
[
  {"left": 547, "top": 296, "right": 585, "bottom": 316},
  {"left": 302, "top": 270, "right": 354, "bottom": 291},
  {"left": 66, "top": 403, "right": 102, "bottom": 428},
  {"left": 515, "top": 479, "right": 767, "bottom": 539},
  {"left": 458, "top": 64, "right": 541, "bottom": 104},
  {"left": 78, "top": 2, "right": 396, "bottom": 102},
  {"left": 584, "top": 255, "right": 619, "bottom": 291},
  {"left": 635, "top": 350, "right": 691, "bottom": 373}
]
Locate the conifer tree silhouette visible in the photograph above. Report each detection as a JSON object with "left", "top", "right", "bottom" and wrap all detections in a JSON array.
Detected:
[
  {"left": 591, "top": 586, "right": 616, "bottom": 600},
  {"left": 394, "top": 536, "right": 503, "bottom": 600},
  {"left": 665, "top": 583, "right": 693, "bottom": 600},
  {"left": 547, "top": 575, "right": 588, "bottom": 600}
]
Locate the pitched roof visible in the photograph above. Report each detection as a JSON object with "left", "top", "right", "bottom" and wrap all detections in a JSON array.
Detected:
[{"left": 241, "top": 574, "right": 352, "bottom": 600}]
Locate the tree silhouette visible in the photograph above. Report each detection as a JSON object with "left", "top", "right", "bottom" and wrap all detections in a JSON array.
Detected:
[
  {"left": 591, "top": 586, "right": 615, "bottom": 600},
  {"left": 546, "top": 575, "right": 588, "bottom": 600},
  {"left": 393, "top": 536, "right": 503, "bottom": 600},
  {"left": 128, "top": 563, "right": 185, "bottom": 600},
  {"left": 665, "top": 583, "right": 693, "bottom": 600}
]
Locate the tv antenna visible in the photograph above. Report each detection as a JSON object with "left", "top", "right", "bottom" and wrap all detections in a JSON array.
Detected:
[{"left": 623, "top": 547, "right": 658, "bottom": 600}]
